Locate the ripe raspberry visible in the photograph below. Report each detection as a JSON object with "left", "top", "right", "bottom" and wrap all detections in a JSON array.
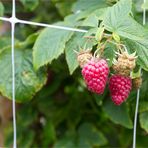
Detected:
[
  {"left": 109, "top": 75, "right": 132, "bottom": 105},
  {"left": 82, "top": 58, "right": 109, "bottom": 94}
]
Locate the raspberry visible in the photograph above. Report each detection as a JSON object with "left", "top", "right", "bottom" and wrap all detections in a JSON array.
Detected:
[
  {"left": 109, "top": 75, "right": 132, "bottom": 105},
  {"left": 113, "top": 51, "right": 136, "bottom": 76},
  {"left": 82, "top": 58, "right": 109, "bottom": 94},
  {"left": 132, "top": 77, "right": 142, "bottom": 89},
  {"left": 77, "top": 51, "right": 92, "bottom": 68}
]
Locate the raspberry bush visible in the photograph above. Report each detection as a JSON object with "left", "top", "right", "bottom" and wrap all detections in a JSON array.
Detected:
[{"left": 0, "top": 0, "right": 148, "bottom": 147}]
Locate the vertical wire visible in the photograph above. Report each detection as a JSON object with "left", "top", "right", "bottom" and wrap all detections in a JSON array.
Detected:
[
  {"left": 12, "top": 0, "right": 15, "bottom": 17},
  {"left": 11, "top": 0, "right": 16, "bottom": 148},
  {"left": 133, "top": 1, "right": 146, "bottom": 148},
  {"left": 11, "top": 22, "right": 16, "bottom": 148}
]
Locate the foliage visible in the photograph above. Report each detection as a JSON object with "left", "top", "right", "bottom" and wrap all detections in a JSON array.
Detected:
[{"left": 0, "top": 0, "right": 148, "bottom": 147}]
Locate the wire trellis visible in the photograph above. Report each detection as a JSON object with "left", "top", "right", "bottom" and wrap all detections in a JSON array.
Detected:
[{"left": 0, "top": 0, "right": 146, "bottom": 148}]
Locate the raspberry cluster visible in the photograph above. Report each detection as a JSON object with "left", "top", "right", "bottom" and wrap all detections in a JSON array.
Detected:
[{"left": 77, "top": 38, "right": 139, "bottom": 105}]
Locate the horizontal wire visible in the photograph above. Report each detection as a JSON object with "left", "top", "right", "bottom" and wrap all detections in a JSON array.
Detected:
[
  {"left": 17, "top": 19, "right": 88, "bottom": 33},
  {"left": 0, "top": 16, "right": 88, "bottom": 33},
  {"left": 0, "top": 17, "right": 10, "bottom": 22}
]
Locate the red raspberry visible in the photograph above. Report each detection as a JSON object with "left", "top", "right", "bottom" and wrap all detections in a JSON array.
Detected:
[
  {"left": 82, "top": 58, "right": 109, "bottom": 94},
  {"left": 109, "top": 75, "right": 132, "bottom": 105}
]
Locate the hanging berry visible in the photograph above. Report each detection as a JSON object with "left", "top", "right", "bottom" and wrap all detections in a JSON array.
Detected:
[
  {"left": 113, "top": 51, "right": 137, "bottom": 76},
  {"left": 109, "top": 75, "right": 132, "bottom": 105},
  {"left": 81, "top": 58, "right": 109, "bottom": 94}
]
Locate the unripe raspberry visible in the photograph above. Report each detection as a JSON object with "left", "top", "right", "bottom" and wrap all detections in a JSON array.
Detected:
[
  {"left": 82, "top": 58, "right": 109, "bottom": 94},
  {"left": 109, "top": 75, "right": 132, "bottom": 105},
  {"left": 113, "top": 51, "right": 136, "bottom": 76},
  {"left": 132, "top": 77, "right": 142, "bottom": 89},
  {"left": 77, "top": 51, "right": 93, "bottom": 68}
]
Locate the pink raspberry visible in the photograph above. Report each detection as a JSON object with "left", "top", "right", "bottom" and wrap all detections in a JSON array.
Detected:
[
  {"left": 82, "top": 58, "right": 109, "bottom": 94},
  {"left": 109, "top": 75, "right": 132, "bottom": 105}
]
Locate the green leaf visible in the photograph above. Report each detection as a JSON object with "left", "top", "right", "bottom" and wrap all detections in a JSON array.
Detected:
[
  {"left": 65, "top": 32, "right": 94, "bottom": 74},
  {"left": 103, "top": 100, "right": 133, "bottom": 129},
  {"left": 20, "top": 0, "right": 39, "bottom": 11},
  {"left": 72, "top": 0, "right": 107, "bottom": 13},
  {"left": 103, "top": 0, "right": 132, "bottom": 32},
  {"left": 103, "top": 43, "right": 116, "bottom": 67},
  {"left": 78, "top": 123, "right": 107, "bottom": 147},
  {"left": 0, "top": 2, "right": 4, "bottom": 16},
  {"left": 33, "top": 24, "right": 73, "bottom": 70},
  {"left": 95, "top": 26, "right": 104, "bottom": 41},
  {"left": 81, "top": 14, "right": 98, "bottom": 27},
  {"left": 54, "top": 137, "right": 76, "bottom": 148},
  {"left": 0, "top": 47, "right": 47, "bottom": 102},
  {"left": 0, "top": 37, "right": 11, "bottom": 49},
  {"left": 139, "top": 101, "right": 148, "bottom": 113},
  {"left": 140, "top": 111, "right": 148, "bottom": 132},
  {"left": 20, "top": 32, "right": 39, "bottom": 47},
  {"left": 125, "top": 39, "right": 148, "bottom": 71},
  {"left": 103, "top": 0, "right": 148, "bottom": 71},
  {"left": 42, "top": 120, "right": 56, "bottom": 146}
]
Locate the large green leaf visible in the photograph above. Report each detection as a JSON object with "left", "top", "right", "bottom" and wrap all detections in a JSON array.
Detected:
[
  {"left": 125, "top": 39, "right": 148, "bottom": 71},
  {"left": 65, "top": 33, "right": 89, "bottom": 74},
  {"left": 103, "top": 0, "right": 132, "bottom": 32},
  {"left": 80, "top": 8, "right": 106, "bottom": 27},
  {"left": 103, "top": 100, "right": 133, "bottom": 129},
  {"left": 103, "top": 0, "right": 148, "bottom": 70},
  {"left": 140, "top": 111, "right": 148, "bottom": 132},
  {"left": 65, "top": 32, "right": 96, "bottom": 74},
  {"left": 33, "top": 24, "right": 73, "bottom": 70},
  {"left": 77, "top": 123, "right": 107, "bottom": 147},
  {"left": 0, "top": 47, "right": 47, "bottom": 102},
  {"left": 72, "top": 0, "right": 107, "bottom": 13}
]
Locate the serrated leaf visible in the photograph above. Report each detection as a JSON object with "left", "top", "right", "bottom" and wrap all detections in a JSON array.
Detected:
[
  {"left": 0, "top": 47, "right": 47, "bottom": 102},
  {"left": 33, "top": 24, "right": 73, "bottom": 70},
  {"left": 81, "top": 14, "right": 98, "bottom": 27},
  {"left": 78, "top": 123, "right": 107, "bottom": 147},
  {"left": 103, "top": 100, "right": 133, "bottom": 129},
  {"left": 103, "top": 0, "right": 148, "bottom": 71},
  {"left": 103, "top": 0, "right": 132, "bottom": 32},
  {"left": 125, "top": 39, "right": 148, "bottom": 71},
  {"left": 140, "top": 111, "right": 148, "bottom": 132},
  {"left": 65, "top": 33, "right": 94, "bottom": 74}
]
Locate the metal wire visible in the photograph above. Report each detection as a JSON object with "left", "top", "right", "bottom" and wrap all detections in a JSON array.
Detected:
[
  {"left": 132, "top": 1, "right": 146, "bottom": 148},
  {"left": 11, "top": 0, "right": 17, "bottom": 147}
]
